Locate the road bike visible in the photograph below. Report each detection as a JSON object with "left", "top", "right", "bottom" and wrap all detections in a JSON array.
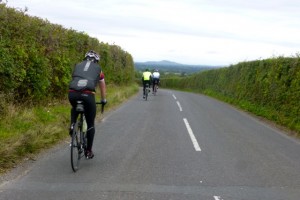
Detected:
[{"left": 70, "top": 101, "right": 105, "bottom": 172}]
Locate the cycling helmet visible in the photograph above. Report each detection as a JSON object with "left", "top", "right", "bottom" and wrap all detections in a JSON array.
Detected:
[
  {"left": 145, "top": 68, "right": 149, "bottom": 71},
  {"left": 84, "top": 50, "right": 100, "bottom": 62},
  {"left": 154, "top": 69, "right": 158, "bottom": 72}
]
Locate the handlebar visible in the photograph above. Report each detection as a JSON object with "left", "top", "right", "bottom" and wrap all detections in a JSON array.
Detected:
[{"left": 96, "top": 102, "right": 106, "bottom": 113}]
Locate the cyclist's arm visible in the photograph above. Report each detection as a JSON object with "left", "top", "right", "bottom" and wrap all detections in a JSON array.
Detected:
[
  {"left": 99, "top": 72, "right": 106, "bottom": 101},
  {"left": 99, "top": 79, "right": 106, "bottom": 100}
]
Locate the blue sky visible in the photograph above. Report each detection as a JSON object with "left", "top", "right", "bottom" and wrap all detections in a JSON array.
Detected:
[{"left": 6, "top": 0, "right": 300, "bottom": 66}]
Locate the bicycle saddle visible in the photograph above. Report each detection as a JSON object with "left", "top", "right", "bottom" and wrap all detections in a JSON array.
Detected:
[{"left": 76, "top": 101, "right": 84, "bottom": 112}]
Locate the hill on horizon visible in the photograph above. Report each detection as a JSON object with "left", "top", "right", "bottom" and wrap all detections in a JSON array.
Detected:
[
  {"left": 134, "top": 60, "right": 221, "bottom": 74},
  {"left": 136, "top": 60, "right": 218, "bottom": 67}
]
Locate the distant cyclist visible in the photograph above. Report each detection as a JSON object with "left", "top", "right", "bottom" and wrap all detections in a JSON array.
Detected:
[
  {"left": 142, "top": 68, "right": 152, "bottom": 99},
  {"left": 68, "top": 50, "right": 107, "bottom": 159},
  {"left": 152, "top": 69, "right": 160, "bottom": 93}
]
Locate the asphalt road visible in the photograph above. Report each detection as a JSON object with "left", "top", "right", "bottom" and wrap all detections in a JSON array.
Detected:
[{"left": 1, "top": 88, "right": 300, "bottom": 200}]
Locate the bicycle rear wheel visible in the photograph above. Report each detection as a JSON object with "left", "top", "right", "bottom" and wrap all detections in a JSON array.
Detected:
[
  {"left": 70, "top": 122, "right": 81, "bottom": 172},
  {"left": 145, "top": 88, "right": 148, "bottom": 100}
]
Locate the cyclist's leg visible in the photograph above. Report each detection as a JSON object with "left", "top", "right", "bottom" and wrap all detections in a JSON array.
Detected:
[
  {"left": 68, "top": 92, "right": 80, "bottom": 136},
  {"left": 83, "top": 93, "right": 96, "bottom": 156},
  {"left": 69, "top": 92, "right": 80, "bottom": 123}
]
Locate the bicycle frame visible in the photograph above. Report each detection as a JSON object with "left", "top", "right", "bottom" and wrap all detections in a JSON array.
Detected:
[{"left": 71, "top": 100, "right": 105, "bottom": 172}]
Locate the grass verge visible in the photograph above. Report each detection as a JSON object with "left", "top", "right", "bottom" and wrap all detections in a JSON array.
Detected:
[
  {"left": 0, "top": 83, "right": 139, "bottom": 174},
  {"left": 202, "top": 89, "right": 300, "bottom": 136}
]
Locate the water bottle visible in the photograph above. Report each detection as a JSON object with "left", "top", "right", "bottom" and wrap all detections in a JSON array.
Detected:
[{"left": 82, "top": 116, "right": 87, "bottom": 133}]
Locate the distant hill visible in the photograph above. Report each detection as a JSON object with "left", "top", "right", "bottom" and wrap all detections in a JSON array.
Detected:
[
  {"left": 135, "top": 60, "right": 220, "bottom": 74},
  {"left": 140, "top": 60, "right": 184, "bottom": 66}
]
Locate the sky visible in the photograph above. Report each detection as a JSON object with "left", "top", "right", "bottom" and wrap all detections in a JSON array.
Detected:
[{"left": 5, "top": 0, "right": 300, "bottom": 66}]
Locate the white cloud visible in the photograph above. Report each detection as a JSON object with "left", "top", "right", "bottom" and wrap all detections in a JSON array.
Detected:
[{"left": 6, "top": 0, "right": 300, "bottom": 65}]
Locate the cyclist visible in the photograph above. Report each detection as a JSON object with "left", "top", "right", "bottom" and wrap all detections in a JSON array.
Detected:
[
  {"left": 141, "top": 68, "right": 152, "bottom": 98},
  {"left": 152, "top": 69, "right": 160, "bottom": 93},
  {"left": 68, "top": 50, "right": 107, "bottom": 159}
]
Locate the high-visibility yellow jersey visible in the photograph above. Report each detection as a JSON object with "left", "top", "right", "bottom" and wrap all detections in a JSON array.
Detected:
[{"left": 142, "top": 71, "right": 152, "bottom": 81}]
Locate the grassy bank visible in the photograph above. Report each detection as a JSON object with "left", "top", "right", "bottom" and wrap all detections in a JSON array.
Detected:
[
  {"left": 0, "top": 84, "right": 139, "bottom": 174},
  {"left": 202, "top": 89, "right": 299, "bottom": 136}
]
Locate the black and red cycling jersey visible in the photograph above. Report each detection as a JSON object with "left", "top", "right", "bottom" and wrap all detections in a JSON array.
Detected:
[{"left": 69, "top": 60, "right": 104, "bottom": 93}]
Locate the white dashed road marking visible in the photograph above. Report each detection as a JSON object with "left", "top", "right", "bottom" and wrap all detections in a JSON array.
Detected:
[
  {"left": 183, "top": 118, "right": 201, "bottom": 151},
  {"left": 214, "top": 196, "right": 223, "bottom": 200},
  {"left": 176, "top": 101, "right": 183, "bottom": 111}
]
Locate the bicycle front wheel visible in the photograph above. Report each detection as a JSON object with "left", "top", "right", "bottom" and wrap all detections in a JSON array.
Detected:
[{"left": 70, "top": 122, "right": 81, "bottom": 172}]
